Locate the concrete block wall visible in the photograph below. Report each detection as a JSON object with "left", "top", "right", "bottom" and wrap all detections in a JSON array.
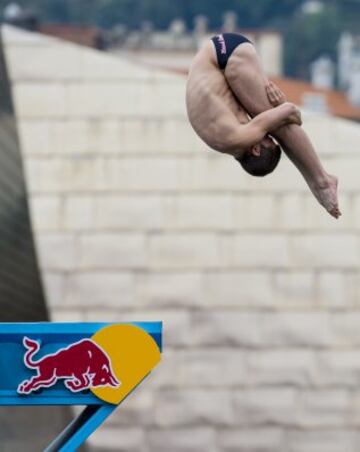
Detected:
[{"left": 4, "top": 25, "right": 360, "bottom": 451}]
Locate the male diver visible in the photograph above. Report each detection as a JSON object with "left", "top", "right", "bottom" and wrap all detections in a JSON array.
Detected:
[{"left": 186, "top": 32, "right": 341, "bottom": 219}]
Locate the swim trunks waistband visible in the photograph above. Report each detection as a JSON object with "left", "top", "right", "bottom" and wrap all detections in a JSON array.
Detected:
[{"left": 211, "top": 33, "right": 252, "bottom": 70}]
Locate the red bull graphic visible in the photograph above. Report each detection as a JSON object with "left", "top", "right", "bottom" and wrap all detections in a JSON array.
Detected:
[
  {"left": 0, "top": 322, "right": 162, "bottom": 451},
  {"left": 17, "top": 337, "right": 121, "bottom": 394}
]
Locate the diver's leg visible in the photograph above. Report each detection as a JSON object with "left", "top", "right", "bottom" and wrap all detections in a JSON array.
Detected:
[{"left": 224, "top": 43, "right": 340, "bottom": 218}]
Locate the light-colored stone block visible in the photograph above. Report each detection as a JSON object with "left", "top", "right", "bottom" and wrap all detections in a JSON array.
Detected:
[
  {"left": 94, "top": 195, "right": 164, "bottom": 230},
  {"left": 264, "top": 157, "right": 306, "bottom": 191},
  {"left": 178, "top": 155, "right": 251, "bottom": 192},
  {"left": 64, "top": 157, "right": 105, "bottom": 192},
  {"left": 284, "top": 429, "right": 356, "bottom": 452},
  {"left": 160, "top": 119, "right": 206, "bottom": 154},
  {"left": 29, "top": 195, "right": 62, "bottom": 231},
  {"left": 36, "top": 233, "right": 76, "bottom": 270},
  {"left": 154, "top": 389, "right": 234, "bottom": 427},
  {"left": 218, "top": 428, "right": 284, "bottom": 452},
  {"left": 81, "top": 46, "right": 183, "bottom": 82},
  {"left": 276, "top": 193, "right": 305, "bottom": 230},
  {"left": 52, "top": 120, "right": 91, "bottom": 154},
  {"left": 330, "top": 312, "right": 360, "bottom": 347},
  {"left": 351, "top": 271, "right": 360, "bottom": 307},
  {"left": 81, "top": 47, "right": 154, "bottom": 81},
  {"left": 65, "top": 81, "right": 186, "bottom": 117},
  {"left": 102, "top": 157, "right": 179, "bottom": 191},
  {"left": 86, "top": 118, "right": 121, "bottom": 153},
  {"left": 233, "top": 194, "right": 276, "bottom": 230},
  {"left": 65, "top": 272, "right": 135, "bottom": 307},
  {"left": 13, "top": 83, "right": 67, "bottom": 118},
  {"left": 147, "top": 427, "right": 217, "bottom": 452},
  {"left": 25, "top": 155, "right": 107, "bottom": 194},
  {"left": 78, "top": 233, "right": 147, "bottom": 269},
  {"left": 107, "top": 389, "right": 154, "bottom": 426},
  {"left": 352, "top": 195, "right": 360, "bottom": 229},
  {"left": 272, "top": 271, "right": 315, "bottom": 307},
  {"left": 117, "top": 118, "right": 205, "bottom": 154},
  {"left": 316, "top": 271, "right": 350, "bottom": 308},
  {"left": 261, "top": 312, "right": 333, "bottom": 347},
  {"left": 42, "top": 271, "right": 65, "bottom": 307},
  {"left": 332, "top": 118, "right": 360, "bottom": 154},
  {"left": 234, "top": 388, "right": 297, "bottom": 425},
  {"left": 246, "top": 350, "right": 316, "bottom": 386},
  {"left": 290, "top": 234, "right": 359, "bottom": 269},
  {"left": 191, "top": 311, "right": 263, "bottom": 347},
  {"left": 145, "top": 350, "right": 178, "bottom": 388},
  {"left": 7, "top": 44, "right": 81, "bottom": 80},
  {"left": 135, "top": 272, "right": 202, "bottom": 307},
  {"left": 24, "top": 158, "right": 66, "bottom": 193},
  {"left": 316, "top": 350, "right": 360, "bottom": 386},
  {"left": 303, "top": 114, "right": 360, "bottom": 156},
  {"left": 224, "top": 234, "right": 290, "bottom": 268},
  {"left": 165, "top": 194, "right": 233, "bottom": 230},
  {"left": 175, "top": 349, "right": 245, "bottom": 386},
  {"left": 148, "top": 233, "right": 219, "bottom": 269},
  {"left": 302, "top": 115, "right": 339, "bottom": 155},
  {"left": 349, "top": 392, "right": 360, "bottom": 425},
  {"left": 19, "top": 119, "right": 91, "bottom": 155},
  {"left": 324, "top": 157, "right": 360, "bottom": 191},
  {"left": 88, "top": 427, "right": 145, "bottom": 451},
  {"left": 303, "top": 193, "right": 353, "bottom": 230},
  {"left": 18, "top": 119, "right": 52, "bottom": 155},
  {"left": 202, "top": 271, "right": 273, "bottom": 307},
  {"left": 64, "top": 196, "right": 94, "bottom": 230},
  {"left": 50, "top": 309, "right": 84, "bottom": 322},
  {"left": 25, "top": 157, "right": 105, "bottom": 193},
  {"left": 118, "top": 119, "right": 160, "bottom": 153},
  {"left": 296, "top": 389, "right": 350, "bottom": 428}
]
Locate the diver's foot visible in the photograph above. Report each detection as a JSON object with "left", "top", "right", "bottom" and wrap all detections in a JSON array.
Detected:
[{"left": 312, "top": 174, "right": 341, "bottom": 219}]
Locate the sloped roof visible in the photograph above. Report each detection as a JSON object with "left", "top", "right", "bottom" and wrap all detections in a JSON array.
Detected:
[
  {"left": 39, "top": 24, "right": 103, "bottom": 49},
  {"left": 271, "top": 76, "right": 360, "bottom": 122}
]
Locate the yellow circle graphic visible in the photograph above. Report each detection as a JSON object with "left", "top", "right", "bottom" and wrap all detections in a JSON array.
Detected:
[{"left": 90, "top": 324, "right": 161, "bottom": 405}]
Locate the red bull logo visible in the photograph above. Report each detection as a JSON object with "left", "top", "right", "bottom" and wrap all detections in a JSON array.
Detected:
[
  {"left": 217, "top": 34, "right": 227, "bottom": 55},
  {"left": 0, "top": 323, "right": 162, "bottom": 451},
  {"left": 17, "top": 337, "right": 121, "bottom": 395}
]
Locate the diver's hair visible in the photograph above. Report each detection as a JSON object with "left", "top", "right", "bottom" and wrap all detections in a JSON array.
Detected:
[{"left": 237, "top": 143, "right": 282, "bottom": 177}]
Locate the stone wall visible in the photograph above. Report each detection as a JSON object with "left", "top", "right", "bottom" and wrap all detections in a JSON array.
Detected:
[{"left": 4, "top": 25, "right": 360, "bottom": 452}]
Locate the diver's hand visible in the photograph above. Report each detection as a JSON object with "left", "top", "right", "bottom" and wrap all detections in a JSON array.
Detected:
[
  {"left": 285, "top": 102, "right": 302, "bottom": 126},
  {"left": 266, "top": 81, "right": 286, "bottom": 107},
  {"left": 277, "top": 102, "right": 302, "bottom": 126}
]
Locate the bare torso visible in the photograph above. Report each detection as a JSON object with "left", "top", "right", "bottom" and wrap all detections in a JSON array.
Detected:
[{"left": 186, "top": 41, "right": 249, "bottom": 153}]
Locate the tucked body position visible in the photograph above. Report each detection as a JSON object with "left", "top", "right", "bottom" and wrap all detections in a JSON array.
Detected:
[{"left": 186, "top": 32, "right": 341, "bottom": 219}]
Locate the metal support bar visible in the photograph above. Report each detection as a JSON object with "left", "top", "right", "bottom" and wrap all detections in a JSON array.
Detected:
[{"left": 45, "top": 404, "right": 117, "bottom": 452}]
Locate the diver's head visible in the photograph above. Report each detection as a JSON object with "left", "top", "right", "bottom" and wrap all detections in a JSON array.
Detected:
[{"left": 237, "top": 135, "right": 282, "bottom": 177}]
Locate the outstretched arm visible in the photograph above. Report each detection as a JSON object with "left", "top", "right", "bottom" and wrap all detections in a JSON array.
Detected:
[{"left": 238, "top": 102, "right": 302, "bottom": 149}]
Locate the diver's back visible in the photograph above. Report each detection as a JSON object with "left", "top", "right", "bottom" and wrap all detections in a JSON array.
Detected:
[{"left": 186, "top": 41, "right": 246, "bottom": 152}]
